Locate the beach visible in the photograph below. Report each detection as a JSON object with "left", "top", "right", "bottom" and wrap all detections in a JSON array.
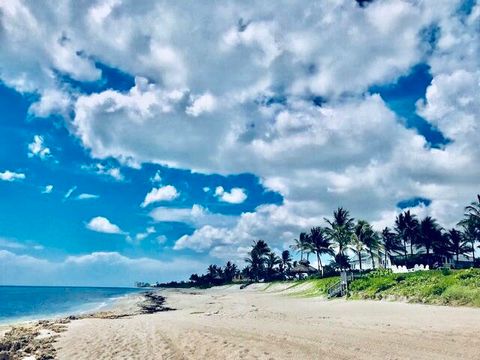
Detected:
[
  {"left": 2, "top": 283, "right": 480, "bottom": 359},
  {"left": 49, "top": 284, "right": 480, "bottom": 359}
]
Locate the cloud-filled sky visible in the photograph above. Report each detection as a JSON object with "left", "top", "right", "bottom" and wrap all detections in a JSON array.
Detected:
[{"left": 0, "top": 0, "right": 479, "bottom": 286}]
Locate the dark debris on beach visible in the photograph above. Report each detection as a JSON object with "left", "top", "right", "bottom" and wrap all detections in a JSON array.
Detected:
[{"left": 139, "top": 291, "right": 175, "bottom": 314}]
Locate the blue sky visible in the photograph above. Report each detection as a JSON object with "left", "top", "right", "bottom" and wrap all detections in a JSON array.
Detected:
[{"left": 0, "top": 0, "right": 478, "bottom": 286}]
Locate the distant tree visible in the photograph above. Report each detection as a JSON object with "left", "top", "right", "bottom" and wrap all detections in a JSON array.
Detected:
[
  {"left": 464, "top": 194, "right": 480, "bottom": 224},
  {"left": 291, "top": 232, "right": 310, "bottom": 261},
  {"left": 189, "top": 273, "right": 200, "bottom": 283},
  {"left": 223, "top": 261, "right": 238, "bottom": 282},
  {"left": 245, "top": 240, "right": 271, "bottom": 281},
  {"left": 207, "top": 264, "right": 223, "bottom": 280},
  {"left": 330, "top": 253, "right": 350, "bottom": 270},
  {"left": 381, "top": 227, "right": 403, "bottom": 266},
  {"left": 325, "top": 207, "right": 355, "bottom": 256},
  {"left": 350, "top": 230, "right": 365, "bottom": 271},
  {"left": 418, "top": 216, "right": 443, "bottom": 260},
  {"left": 280, "top": 250, "right": 292, "bottom": 274},
  {"left": 446, "top": 228, "right": 470, "bottom": 262},
  {"left": 459, "top": 195, "right": 480, "bottom": 263},
  {"left": 461, "top": 219, "right": 480, "bottom": 263},
  {"left": 265, "top": 252, "right": 281, "bottom": 280},
  {"left": 395, "top": 210, "right": 419, "bottom": 257},
  {"left": 309, "top": 226, "right": 334, "bottom": 276},
  {"left": 357, "top": 220, "right": 380, "bottom": 270}
]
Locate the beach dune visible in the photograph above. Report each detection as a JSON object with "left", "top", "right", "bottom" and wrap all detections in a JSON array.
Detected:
[{"left": 54, "top": 285, "right": 480, "bottom": 359}]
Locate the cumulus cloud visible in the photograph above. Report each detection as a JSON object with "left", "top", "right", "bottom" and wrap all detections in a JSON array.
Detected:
[
  {"left": 141, "top": 185, "right": 179, "bottom": 208},
  {"left": 0, "top": 170, "right": 25, "bottom": 182},
  {"left": 0, "top": 0, "right": 478, "bottom": 261},
  {"left": 186, "top": 92, "right": 217, "bottom": 117},
  {"left": 86, "top": 216, "right": 123, "bottom": 234},
  {"left": 0, "top": 250, "right": 204, "bottom": 286},
  {"left": 215, "top": 186, "right": 247, "bottom": 204},
  {"left": 28, "top": 135, "right": 52, "bottom": 160}
]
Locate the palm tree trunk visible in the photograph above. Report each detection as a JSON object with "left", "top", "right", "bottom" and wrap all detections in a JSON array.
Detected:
[
  {"left": 300, "top": 250, "right": 303, "bottom": 261},
  {"left": 472, "top": 243, "right": 476, "bottom": 262},
  {"left": 358, "top": 252, "right": 362, "bottom": 271},
  {"left": 384, "top": 251, "right": 387, "bottom": 268},
  {"left": 316, "top": 253, "right": 323, "bottom": 277},
  {"left": 370, "top": 250, "right": 375, "bottom": 270}
]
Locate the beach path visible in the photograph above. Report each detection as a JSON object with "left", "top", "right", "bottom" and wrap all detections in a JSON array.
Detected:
[{"left": 55, "top": 285, "right": 480, "bottom": 359}]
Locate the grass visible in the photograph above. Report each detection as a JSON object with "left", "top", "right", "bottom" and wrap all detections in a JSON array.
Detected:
[
  {"left": 347, "top": 268, "right": 480, "bottom": 307},
  {"left": 284, "top": 276, "right": 341, "bottom": 297}
]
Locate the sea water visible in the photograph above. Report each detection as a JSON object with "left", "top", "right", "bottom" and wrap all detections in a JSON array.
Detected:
[{"left": 0, "top": 286, "right": 143, "bottom": 324}]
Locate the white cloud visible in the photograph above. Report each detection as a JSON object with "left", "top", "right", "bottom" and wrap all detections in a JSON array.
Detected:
[
  {"left": 64, "top": 186, "right": 77, "bottom": 200},
  {"left": 86, "top": 216, "right": 123, "bottom": 234},
  {"left": 150, "top": 170, "right": 162, "bottom": 183},
  {"left": 94, "top": 164, "right": 124, "bottom": 181},
  {"left": 149, "top": 204, "right": 235, "bottom": 228},
  {"left": 1, "top": 0, "right": 479, "bottom": 261},
  {"left": 0, "top": 250, "right": 204, "bottom": 286},
  {"left": 215, "top": 186, "right": 247, "bottom": 204},
  {"left": 156, "top": 235, "right": 167, "bottom": 245},
  {"left": 76, "top": 193, "right": 99, "bottom": 200},
  {"left": 0, "top": 170, "right": 25, "bottom": 182},
  {"left": 140, "top": 185, "right": 179, "bottom": 208},
  {"left": 28, "top": 135, "right": 51, "bottom": 160},
  {"left": 129, "top": 226, "right": 156, "bottom": 243},
  {"left": 0, "top": 238, "right": 26, "bottom": 250},
  {"left": 186, "top": 92, "right": 217, "bottom": 117},
  {"left": 42, "top": 185, "right": 54, "bottom": 194}
]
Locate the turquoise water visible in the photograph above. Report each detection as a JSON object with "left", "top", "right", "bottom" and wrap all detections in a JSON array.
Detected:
[{"left": 0, "top": 286, "right": 143, "bottom": 324}]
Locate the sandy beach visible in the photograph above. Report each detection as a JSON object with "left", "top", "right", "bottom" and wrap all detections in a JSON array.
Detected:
[{"left": 45, "top": 284, "right": 480, "bottom": 359}]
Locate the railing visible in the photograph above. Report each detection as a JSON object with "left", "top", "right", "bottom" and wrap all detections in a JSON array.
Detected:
[{"left": 327, "top": 281, "right": 343, "bottom": 298}]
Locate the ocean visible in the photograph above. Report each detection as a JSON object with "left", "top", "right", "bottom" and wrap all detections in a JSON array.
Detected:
[{"left": 0, "top": 286, "right": 143, "bottom": 324}]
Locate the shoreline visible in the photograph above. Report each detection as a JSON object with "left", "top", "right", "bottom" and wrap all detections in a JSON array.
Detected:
[
  {"left": 2, "top": 285, "right": 480, "bottom": 359},
  {"left": 0, "top": 290, "right": 169, "bottom": 360}
]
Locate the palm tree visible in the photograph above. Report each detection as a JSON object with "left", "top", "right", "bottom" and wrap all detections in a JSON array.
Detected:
[
  {"left": 245, "top": 240, "right": 271, "bottom": 281},
  {"left": 418, "top": 216, "right": 442, "bottom": 260},
  {"left": 280, "top": 250, "right": 292, "bottom": 274},
  {"left": 446, "top": 228, "right": 470, "bottom": 262},
  {"left": 207, "top": 264, "right": 222, "bottom": 280},
  {"left": 464, "top": 194, "right": 480, "bottom": 224},
  {"left": 309, "top": 226, "right": 334, "bottom": 276},
  {"left": 460, "top": 219, "right": 479, "bottom": 263},
  {"left": 395, "top": 210, "right": 419, "bottom": 257},
  {"left": 223, "top": 261, "right": 238, "bottom": 282},
  {"left": 325, "top": 207, "right": 355, "bottom": 256},
  {"left": 459, "top": 195, "right": 480, "bottom": 263},
  {"left": 290, "top": 232, "right": 310, "bottom": 261},
  {"left": 350, "top": 230, "right": 366, "bottom": 271},
  {"left": 356, "top": 220, "right": 380, "bottom": 270},
  {"left": 381, "top": 227, "right": 403, "bottom": 266},
  {"left": 265, "top": 252, "right": 281, "bottom": 280}
]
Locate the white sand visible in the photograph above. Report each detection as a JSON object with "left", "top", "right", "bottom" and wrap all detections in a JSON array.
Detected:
[{"left": 55, "top": 285, "right": 480, "bottom": 359}]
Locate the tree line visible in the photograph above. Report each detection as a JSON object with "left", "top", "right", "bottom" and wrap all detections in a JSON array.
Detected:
[{"left": 162, "top": 195, "right": 480, "bottom": 287}]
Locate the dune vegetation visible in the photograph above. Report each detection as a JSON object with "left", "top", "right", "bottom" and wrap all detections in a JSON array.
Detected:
[{"left": 281, "top": 268, "right": 480, "bottom": 307}]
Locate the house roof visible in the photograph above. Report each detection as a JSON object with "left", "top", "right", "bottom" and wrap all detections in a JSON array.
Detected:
[{"left": 290, "top": 261, "right": 317, "bottom": 274}]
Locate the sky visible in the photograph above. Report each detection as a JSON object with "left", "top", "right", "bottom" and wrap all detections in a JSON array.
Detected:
[{"left": 0, "top": 0, "right": 479, "bottom": 286}]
